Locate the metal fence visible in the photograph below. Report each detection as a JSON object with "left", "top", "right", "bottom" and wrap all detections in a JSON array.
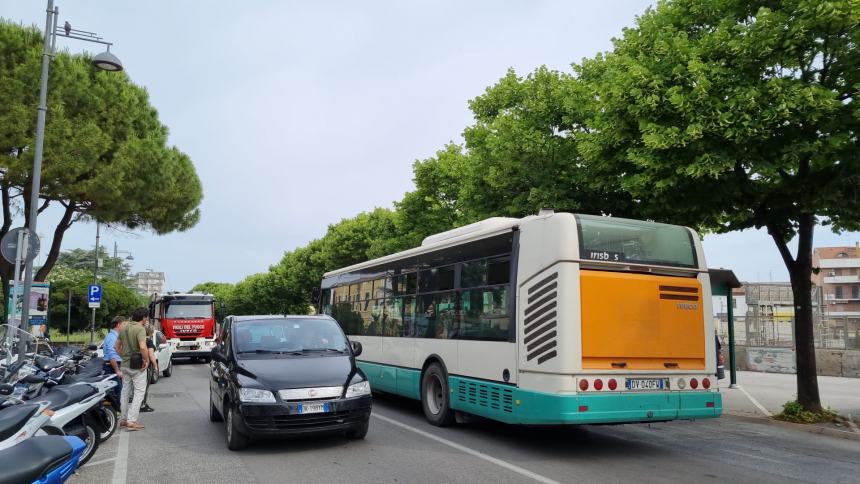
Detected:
[{"left": 715, "top": 315, "right": 860, "bottom": 350}]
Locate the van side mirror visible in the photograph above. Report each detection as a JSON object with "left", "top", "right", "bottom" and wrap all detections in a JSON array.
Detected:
[
  {"left": 310, "top": 287, "right": 321, "bottom": 305},
  {"left": 0, "top": 383, "right": 12, "bottom": 396},
  {"left": 350, "top": 341, "right": 362, "bottom": 357}
]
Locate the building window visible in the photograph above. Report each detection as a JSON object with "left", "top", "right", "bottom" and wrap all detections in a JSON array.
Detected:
[
  {"left": 853, "top": 286, "right": 859, "bottom": 299},
  {"left": 835, "top": 287, "right": 843, "bottom": 299}
]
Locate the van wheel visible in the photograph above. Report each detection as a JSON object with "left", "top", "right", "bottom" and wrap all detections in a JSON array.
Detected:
[
  {"left": 346, "top": 418, "right": 369, "bottom": 440},
  {"left": 209, "top": 392, "right": 222, "bottom": 422},
  {"left": 226, "top": 405, "right": 248, "bottom": 450},
  {"left": 421, "top": 363, "right": 455, "bottom": 427},
  {"left": 163, "top": 360, "right": 172, "bottom": 377}
]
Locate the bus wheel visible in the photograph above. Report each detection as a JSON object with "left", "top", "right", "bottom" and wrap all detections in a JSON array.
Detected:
[{"left": 421, "top": 363, "right": 455, "bottom": 427}]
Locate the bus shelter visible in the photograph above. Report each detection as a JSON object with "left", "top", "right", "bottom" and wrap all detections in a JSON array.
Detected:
[{"left": 708, "top": 268, "right": 741, "bottom": 387}]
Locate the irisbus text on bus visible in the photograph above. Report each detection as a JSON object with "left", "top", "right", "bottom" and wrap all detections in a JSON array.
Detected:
[
  {"left": 150, "top": 293, "right": 222, "bottom": 362},
  {"left": 317, "top": 210, "right": 721, "bottom": 426}
]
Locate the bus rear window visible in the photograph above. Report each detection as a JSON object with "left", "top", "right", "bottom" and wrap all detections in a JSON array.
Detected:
[{"left": 576, "top": 215, "right": 697, "bottom": 268}]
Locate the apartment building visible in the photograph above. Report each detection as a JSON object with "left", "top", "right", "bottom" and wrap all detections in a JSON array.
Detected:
[
  {"left": 812, "top": 244, "right": 860, "bottom": 324},
  {"left": 133, "top": 270, "right": 165, "bottom": 298}
]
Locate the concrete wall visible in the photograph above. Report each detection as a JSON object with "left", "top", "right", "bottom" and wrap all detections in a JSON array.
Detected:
[{"left": 733, "top": 346, "right": 860, "bottom": 378}]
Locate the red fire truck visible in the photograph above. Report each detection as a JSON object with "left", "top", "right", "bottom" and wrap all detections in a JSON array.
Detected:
[{"left": 149, "top": 293, "right": 221, "bottom": 362}]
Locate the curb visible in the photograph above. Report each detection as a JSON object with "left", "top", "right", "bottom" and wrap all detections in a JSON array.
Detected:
[{"left": 724, "top": 413, "right": 860, "bottom": 442}]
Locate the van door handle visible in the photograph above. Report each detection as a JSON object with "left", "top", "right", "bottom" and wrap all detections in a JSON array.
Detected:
[
  {"left": 611, "top": 362, "right": 627, "bottom": 368},
  {"left": 663, "top": 362, "right": 679, "bottom": 369}
]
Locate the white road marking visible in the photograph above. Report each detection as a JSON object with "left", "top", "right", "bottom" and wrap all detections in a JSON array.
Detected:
[
  {"left": 372, "top": 412, "right": 561, "bottom": 484},
  {"left": 83, "top": 457, "right": 116, "bottom": 468},
  {"left": 110, "top": 428, "right": 130, "bottom": 484},
  {"left": 737, "top": 385, "right": 773, "bottom": 417}
]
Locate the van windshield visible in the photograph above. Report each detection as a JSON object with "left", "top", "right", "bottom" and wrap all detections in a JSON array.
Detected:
[
  {"left": 234, "top": 318, "right": 348, "bottom": 355},
  {"left": 576, "top": 215, "right": 697, "bottom": 268}
]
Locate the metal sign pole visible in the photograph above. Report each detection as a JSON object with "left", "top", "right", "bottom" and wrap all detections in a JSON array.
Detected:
[
  {"left": 90, "top": 223, "right": 100, "bottom": 345},
  {"left": 66, "top": 289, "right": 72, "bottom": 345}
]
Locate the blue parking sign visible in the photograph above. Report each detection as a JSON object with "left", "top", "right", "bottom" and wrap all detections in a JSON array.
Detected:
[{"left": 88, "top": 284, "right": 102, "bottom": 304}]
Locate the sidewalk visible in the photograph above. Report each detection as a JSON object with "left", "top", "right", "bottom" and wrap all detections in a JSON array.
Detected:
[{"left": 720, "top": 371, "right": 860, "bottom": 420}]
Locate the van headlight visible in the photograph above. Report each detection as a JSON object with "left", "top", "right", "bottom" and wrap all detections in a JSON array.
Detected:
[
  {"left": 345, "top": 381, "right": 370, "bottom": 398},
  {"left": 239, "top": 388, "right": 275, "bottom": 403}
]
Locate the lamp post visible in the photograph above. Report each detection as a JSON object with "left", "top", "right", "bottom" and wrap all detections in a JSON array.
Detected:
[
  {"left": 20, "top": 1, "right": 123, "bottom": 336},
  {"left": 113, "top": 241, "right": 134, "bottom": 281}
]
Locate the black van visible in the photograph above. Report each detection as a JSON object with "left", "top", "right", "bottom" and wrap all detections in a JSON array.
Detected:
[{"left": 209, "top": 315, "right": 371, "bottom": 450}]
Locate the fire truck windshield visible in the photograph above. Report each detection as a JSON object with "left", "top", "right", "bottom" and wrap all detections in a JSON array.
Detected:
[{"left": 164, "top": 302, "right": 213, "bottom": 319}]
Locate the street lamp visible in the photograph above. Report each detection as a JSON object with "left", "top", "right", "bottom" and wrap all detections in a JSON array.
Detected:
[
  {"left": 20, "top": 0, "right": 124, "bottom": 342},
  {"left": 113, "top": 241, "right": 134, "bottom": 281}
]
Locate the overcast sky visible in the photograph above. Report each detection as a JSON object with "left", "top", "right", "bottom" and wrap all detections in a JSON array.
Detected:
[{"left": 2, "top": 0, "right": 858, "bottom": 292}]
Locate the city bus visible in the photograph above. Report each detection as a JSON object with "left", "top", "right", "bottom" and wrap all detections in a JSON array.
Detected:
[{"left": 317, "top": 210, "right": 721, "bottom": 426}]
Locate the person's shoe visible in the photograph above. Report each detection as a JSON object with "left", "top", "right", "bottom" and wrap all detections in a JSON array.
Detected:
[
  {"left": 126, "top": 422, "right": 145, "bottom": 431},
  {"left": 119, "top": 420, "right": 128, "bottom": 428},
  {"left": 140, "top": 404, "right": 154, "bottom": 413}
]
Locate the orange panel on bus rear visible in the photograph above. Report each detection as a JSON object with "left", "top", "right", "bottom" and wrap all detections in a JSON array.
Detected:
[{"left": 580, "top": 270, "right": 705, "bottom": 370}]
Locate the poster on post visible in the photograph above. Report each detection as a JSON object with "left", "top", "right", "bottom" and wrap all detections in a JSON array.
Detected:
[{"left": 6, "top": 282, "right": 50, "bottom": 337}]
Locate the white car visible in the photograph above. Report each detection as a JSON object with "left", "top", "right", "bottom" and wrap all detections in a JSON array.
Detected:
[
  {"left": 95, "top": 330, "right": 173, "bottom": 383},
  {"left": 149, "top": 330, "right": 174, "bottom": 384}
]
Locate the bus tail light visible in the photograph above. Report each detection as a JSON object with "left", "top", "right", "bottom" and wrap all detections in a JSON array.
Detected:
[
  {"left": 578, "top": 405, "right": 588, "bottom": 412},
  {"left": 579, "top": 379, "right": 589, "bottom": 391},
  {"left": 594, "top": 379, "right": 603, "bottom": 391},
  {"left": 608, "top": 379, "right": 617, "bottom": 390},
  {"left": 677, "top": 378, "right": 686, "bottom": 390},
  {"left": 706, "top": 401, "right": 715, "bottom": 408},
  {"left": 702, "top": 378, "right": 711, "bottom": 389},
  {"left": 690, "top": 378, "right": 699, "bottom": 389}
]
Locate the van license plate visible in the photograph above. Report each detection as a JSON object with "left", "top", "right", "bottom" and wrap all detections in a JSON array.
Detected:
[
  {"left": 298, "top": 403, "right": 329, "bottom": 414},
  {"left": 626, "top": 378, "right": 666, "bottom": 391}
]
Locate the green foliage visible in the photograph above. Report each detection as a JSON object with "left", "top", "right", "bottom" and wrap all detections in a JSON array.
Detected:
[
  {"left": 0, "top": 21, "right": 203, "bottom": 288},
  {"left": 463, "top": 67, "right": 639, "bottom": 219},
  {"left": 47, "top": 275, "right": 144, "bottom": 334},
  {"left": 776, "top": 400, "right": 838, "bottom": 424},
  {"left": 577, "top": 0, "right": 860, "bottom": 236},
  {"left": 40, "top": 246, "right": 145, "bottom": 333},
  {"left": 190, "top": 281, "right": 234, "bottom": 310},
  {"left": 52, "top": 247, "right": 132, "bottom": 282}
]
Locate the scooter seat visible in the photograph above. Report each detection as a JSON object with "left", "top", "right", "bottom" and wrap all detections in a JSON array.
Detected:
[
  {"left": 0, "top": 435, "right": 74, "bottom": 484},
  {"left": 0, "top": 403, "right": 39, "bottom": 442},
  {"left": 62, "top": 373, "right": 105, "bottom": 385},
  {"left": 34, "top": 356, "right": 63, "bottom": 373},
  {"left": 40, "top": 385, "right": 98, "bottom": 412}
]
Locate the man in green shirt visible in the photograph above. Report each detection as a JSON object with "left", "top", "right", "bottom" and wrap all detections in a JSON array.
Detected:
[{"left": 117, "top": 307, "right": 150, "bottom": 430}]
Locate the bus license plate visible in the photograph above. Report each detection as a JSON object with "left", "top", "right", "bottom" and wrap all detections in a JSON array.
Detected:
[
  {"left": 298, "top": 403, "right": 329, "bottom": 414},
  {"left": 626, "top": 378, "right": 666, "bottom": 391}
]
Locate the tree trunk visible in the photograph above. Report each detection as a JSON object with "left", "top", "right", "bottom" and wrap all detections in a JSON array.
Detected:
[
  {"left": 34, "top": 203, "right": 76, "bottom": 281},
  {"left": 768, "top": 214, "right": 822, "bottom": 413}
]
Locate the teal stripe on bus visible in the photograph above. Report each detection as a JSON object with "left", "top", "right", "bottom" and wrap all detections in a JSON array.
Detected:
[{"left": 357, "top": 363, "right": 722, "bottom": 425}]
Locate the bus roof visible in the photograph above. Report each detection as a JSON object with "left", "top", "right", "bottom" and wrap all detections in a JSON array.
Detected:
[{"left": 323, "top": 215, "right": 524, "bottom": 278}]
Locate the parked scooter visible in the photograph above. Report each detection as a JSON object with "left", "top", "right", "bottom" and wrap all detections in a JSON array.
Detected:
[
  {"left": 0, "top": 325, "right": 114, "bottom": 465},
  {"left": 0, "top": 397, "right": 53, "bottom": 451},
  {"left": 23, "top": 355, "right": 119, "bottom": 443},
  {"left": 0, "top": 435, "right": 86, "bottom": 484}
]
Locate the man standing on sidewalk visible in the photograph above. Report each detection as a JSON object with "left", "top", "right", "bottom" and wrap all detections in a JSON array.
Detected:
[
  {"left": 102, "top": 316, "right": 127, "bottom": 397},
  {"left": 117, "top": 308, "right": 150, "bottom": 431}
]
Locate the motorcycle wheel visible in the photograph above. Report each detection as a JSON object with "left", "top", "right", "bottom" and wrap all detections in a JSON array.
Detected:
[
  {"left": 61, "top": 422, "right": 100, "bottom": 466},
  {"left": 99, "top": 405, "right": 118, "bottom": 443}
]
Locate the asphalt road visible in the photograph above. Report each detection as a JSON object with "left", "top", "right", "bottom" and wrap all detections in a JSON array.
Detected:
[{"left": 73, "top": 361, "right": 859, "bottom": 484}]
